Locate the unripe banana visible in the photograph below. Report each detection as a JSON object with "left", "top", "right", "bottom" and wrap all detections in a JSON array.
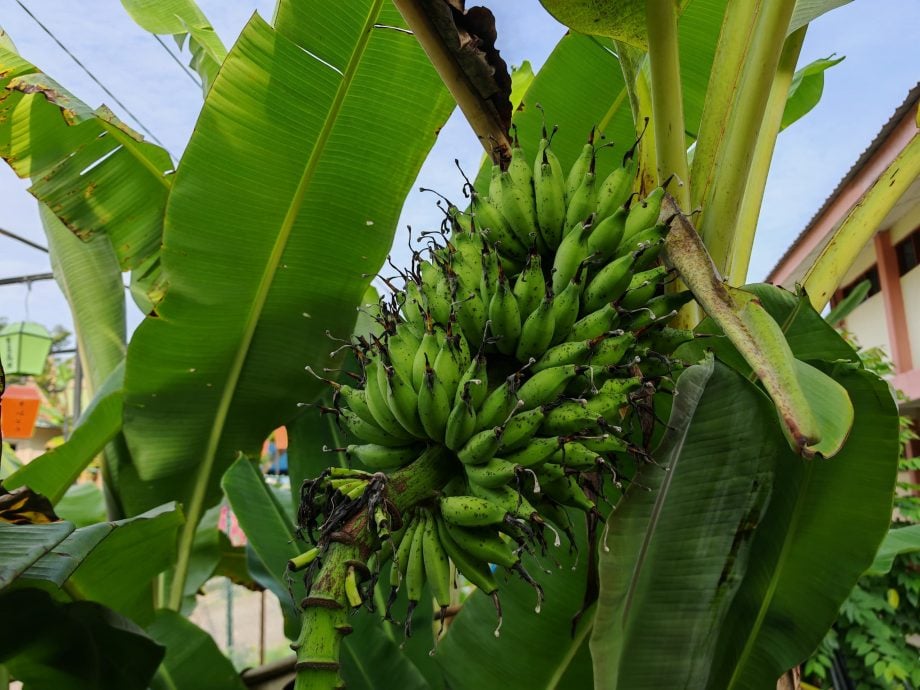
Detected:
[
  {"left": 498, "top": 170, "right": 541, "bottom": 250},
  {"left": 404, "top": 511, "right": 428, "bottom": 622},
  {"left": 401, "top": 280, "right": 427, "bottom": 333},
  {"left": 568, "top": 303, "right": 620, "bottom": 342},
  {"left": 387, "top": 326, "right": 420, "bottom": 385},
  {"left": 553, "top": 441, "right": 603, "bottom": 470},
  {"left": 532, "top": 338, "right": 592, "bottom": 372},
  {"left": 435, "top": 516, "right": 499, "bottom": 596},
  {"left": 619, "top": 266, "right": 668, "bottom": 310},
  {"left": 617, "top": 223, "right": 668, "bottom": 268},
  {"left": 589, "top": 331, "right": 635, "bottom": 367},
  {"left": 508, "top": 133, "right": 534, "bottom": 199},
  {"left": 445, "top": 389, "right": 478, "bottom": 451},
  {"left": 439, "top": 495, "right": 508, "bottom": 527},
  {"left": 639, "top": 326, "right": 695, "bottom": 355},
  {"left": 624, "top": 291, "right": 693, "bottom": 330},
  {"left": 500, "top": 407, "right": 545, "bottom": 451},
  {"left": 433, "top": 337, "right": 463, "bottom": 402},
  {"left": 542, "top": 476, "right": 595, "bottom": 513},
  {"left": 455, "top": 290, "right": 488, "bottom": 349},
  {"left": 549, "top": 275, "right": 583, "bottom": 345},
  {"left": 565, "top": 135, "right": 595, "bottom": 203},
  {"left": 579, "top": 433, "right": 629, "bottom": 454},
  {"left": 502, "top": 436, "right": 562, "bottom": 468},
  {"left": 475, "top": 376, "right": 520, "bottom": 431},
  {"left": 412, "top": 323, "right": 441, "bottom": 391},
  {"left": 564, "top": 164, "right": 597, "bottom": 232},
  {"left": 442, "top": 525, "right": 517, "bottom": 571},
  {"left": 422, "top": 511, "right": 452, "bottom": 612},
  {"left": 596, "top": 164, "right": 636, "bottom": 221},
  {"left": 472, "top": 192, "right": 528, "bottom": 260},
  {"left": 623, "top": 186, "right": 665, "bottom": 241},
  {"left": 582, "top": 252, "right": 636, "bottom": 314},
  {"left": 488, "top": 270, "right": 522, "bottom": 356},
  {"left": 515, "top": 295, "right": 555, "bottom": 362},
  {"left": 334, "top": 383, "right": 375, "bottom": 426},
  {"left": 345, "top": 443, "right": 421, "bottom": 470},
  {"left": 516, "top": 364, "right": 582, "bottom": 410},
  {"left": 418, "top": 363, "right": 451, "bottom": 442},
  {"left": 363, "top": 359, "right": 416, "bottom": 441},
  {"left": 534, "top": 143, "right": 566, "bottom": 249},
  {"left": 340, "top": 408, "right": 407, "bottom": 447},
  {"left": 512, "top": 252, "right": 546, "bottom": 319},
  {"left": 586, "top": 208, "right": 627, "bottom": 262},
  {"left": 468, "top": 483, "right": 538, "bottom": 522},
  {"left": 419, "top": 261, "right": 452, "bottom": 325},
  {"left": 457, "top": 353, "right": 489, "bottom": 409},
  {"left": 465, "top": 457, "right": 520, "bottom": 489},
  {"left": 457, "top": 426, "right": 505, "bottom": 465},
  {"left": 379, "top": 363, "right": 426, "bottom": 438},
  {"left": 480, "top": 243, "right": 501, "bottom": 305},
  {"left": 551, "top": 221, "right": 592, "bottom": 295}
]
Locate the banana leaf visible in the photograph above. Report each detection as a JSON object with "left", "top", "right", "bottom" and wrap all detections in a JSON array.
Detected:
[
  {"left": 0, "top": 45, "right": 172, "bottom": 271},
  {"left": 0, "top": 588, "right": 164, "bottom": 690},
  {"left": 146, "top": 610, "right": 245, "bottom": 690},
  {"left": 866, "top": 524, "right": 920, "bottom": 576},
  {"left": 590, "top": 358, "right": 777, "bottom": 689},
  {"left": 119, "top": 0, "right": 227, "bottom": 94},
  {"left": 121, "top": 3, "right": 454, "bottom": 527},
  {"left": 14, "top": 503, "right": 184, "bottom": 625}
]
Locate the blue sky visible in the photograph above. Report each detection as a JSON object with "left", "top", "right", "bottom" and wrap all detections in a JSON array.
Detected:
[{"left": 1, "top": 0, "right": 918, "bottom": 337}]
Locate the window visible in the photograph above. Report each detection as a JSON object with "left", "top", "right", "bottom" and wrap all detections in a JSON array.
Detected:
[
  {"left": 894, "top": 227, "right": 920, "bottom": 276},
  {"left": 841, "top": 265, "right": 881, "bottom": 300}
]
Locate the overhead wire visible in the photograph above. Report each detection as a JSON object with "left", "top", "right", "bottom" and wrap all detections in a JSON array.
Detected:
[
  {"left": 12, "top": 0, "right": 173, "bottom": 156},
  {"left": 151, "top": 33, "right": 202, "bottom": 90}
]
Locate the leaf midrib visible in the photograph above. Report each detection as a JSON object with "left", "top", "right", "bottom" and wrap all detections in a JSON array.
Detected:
[{"left": 169, "top": 1, "right": 386, "bottom": 609}]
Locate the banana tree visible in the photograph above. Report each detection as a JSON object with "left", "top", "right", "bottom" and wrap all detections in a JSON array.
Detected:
[{"left": 0, "top": 0, "right": 914, "bottom": 688}]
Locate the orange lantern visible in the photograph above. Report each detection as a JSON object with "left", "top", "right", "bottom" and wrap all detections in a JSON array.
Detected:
[{"left": 1, "top": 384, "right": 42, "bottom": 439}]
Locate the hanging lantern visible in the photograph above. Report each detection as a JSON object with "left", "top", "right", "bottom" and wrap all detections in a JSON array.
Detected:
[
  {"left": 0, "top": 322, "right": 53, "bottom": 376},
  {"left": 1, "top": 384, "right": 41, "bottom": 439}
]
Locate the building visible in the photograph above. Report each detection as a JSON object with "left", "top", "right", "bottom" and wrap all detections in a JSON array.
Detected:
[{"left": 768, "top": 84, "right": 920, "bottom": 452}]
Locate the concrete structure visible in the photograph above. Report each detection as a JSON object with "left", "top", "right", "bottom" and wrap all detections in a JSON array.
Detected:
[{"left": 768, "top": 84, "right": 920, "bottom": 457}]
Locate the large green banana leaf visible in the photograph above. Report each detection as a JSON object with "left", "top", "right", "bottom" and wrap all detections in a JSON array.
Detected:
[
  {"left": 121, "top": 2, "right": 453, "bottom": 523},
  {"left": 0, "top": 46, "right": 172, "bottom": 271},
  {"left": 146, "top": 610, "right": 245, "bottom": 690},
  {"left": 0, "top": 588, "right": 164, "bottom": 690},
  {"left": 40, "top": 206, "right": 125, "bottom": 390},
  {"left": 706, "top": 369, "right": 898, "bottom": 688},
  {"left": 12, "top": 503, "right": 184, "bottom": 626},
  {"left": 119, "top": 0, "right": 227, "bottom": 94},
  {"left": 590, "top": 358, "right": 776, "bottom": 689}
]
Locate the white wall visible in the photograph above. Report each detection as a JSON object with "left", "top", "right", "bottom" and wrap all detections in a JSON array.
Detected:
[
  {"left": 844, "top": 290, "right": 892, "bottom": 357},
  {"left": 900, "top": 265, "right": 920, "bottom": 369}
]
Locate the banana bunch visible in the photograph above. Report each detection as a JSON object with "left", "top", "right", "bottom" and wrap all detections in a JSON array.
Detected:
[{"left": 300, "top": 124, "right": 692, "bottom": 631}]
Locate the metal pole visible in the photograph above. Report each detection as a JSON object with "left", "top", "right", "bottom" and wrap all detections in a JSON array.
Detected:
[
  {"left": 70, "top": 346, "right": 82, "bottom": 436},
  {"left": 0, "top": 227, "right": 48, "bottom": 253},
  {"left": 0, "top": 272, "right": 55, "bottom": 286}
]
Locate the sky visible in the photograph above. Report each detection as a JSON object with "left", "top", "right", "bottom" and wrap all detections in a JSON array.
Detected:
[{"left": 0, "top": 0, "right": 918, "bottom": 339}]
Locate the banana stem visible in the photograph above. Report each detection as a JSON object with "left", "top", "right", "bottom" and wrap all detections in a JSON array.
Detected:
[
  {"left": 294, "top": 449, "right": 455, "bottom": 689},
  {"left": 645, "top": 0, "right": 690, "bottom": 210},
  {"left": 728, "top": 27, "right": 806, "bottom": 286}
]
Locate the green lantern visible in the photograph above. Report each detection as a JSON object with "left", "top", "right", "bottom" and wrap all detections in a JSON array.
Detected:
[{"left": 0, "top": 322, "right": 53, "bottom": 376}]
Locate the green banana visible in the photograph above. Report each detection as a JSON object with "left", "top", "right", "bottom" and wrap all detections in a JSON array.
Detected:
[
  {"left": 516, "top": 364, "right": 582, "bottom": 409},
  {"left": 422, "top": 510, "right": 452, "bottom": 613},
  {"left": 532, "top": 338, "right": 592, "bottom": 372},
  {"left": 363, "top": 359, "right": 416, "bottom": 441},
  {"left": 458, "top": 426, "right": 505, "bottom": 466},
  {"left": 619, "top": 266, "right": 668, "bottom": 310},
  {"left": 564, "top": 160, "right": 597, "bottom": 231},
  {"left": 534, "top": 135, "right": 566, "bottom": 249},
  {"left": 502, "top": 436, "right": 562, "bottom": 468},
  {"left": 344, "top": 443, "right": 421, "bottom": 471},
  {"left": 418, "top": 363, "right": 451, "bottom": 442},
  {"left": 512, "top": 252, "right": 546, "bottom": 319},
  {"left": 488, "top": 268, "right": 522, "bottom": 356},
  {"left": 475, "top": 376, "right": 520, "bottom": 431},
  {"left": 551, "top": 221, "right": 592, "bottom": 294},
  {"left": 586, "top": 208, "right": 627, "bottom": 262},
  {"left": 549, "top": 274, "right": 583, "bottom": 344},
  {"left": 589, "top": 331, "right": 635, "bottom": 367},
  {"left": 499, "top": 407, "right": 545, "bottom": 451},
  {"left": 515, "top": 295, "right": 556, "bottom": 362},
  {"left": 565, "top": 133, "right": 595, "bottom": 203},
  {"left": 466, "top": 457, "right": 520, "bottom": 489},
  {"left": 439, "top": 495, "right": 509, "bottom": 527},
  {"left": 435, "top": 515, "right": 500, "bottom": 598},
  {"left": 569, "top": 303, "right": 620, "bottom": 341},
  {"left": 596, "top": 164, "right": 636, "bottom": 221},
  {"left": 404, "top": 511, "right": 428, "bottom": 627},
  {"left": 339, "top": 408, "right": 406, "bottom": 447},
  {"left": 623, "top": 186, "right": 665, "bottom": 241},
  {"left": 582, "top": 252, "right": 636, "bottom": 314},
  {"left": 498, "top": 170, "right": 541, "bottom": 250},
  {"left": 379, "top": 363, "right": 426, "bottom": 438},
  {"left": 445, "top": 388, "right": 478, "bottom": 451}
]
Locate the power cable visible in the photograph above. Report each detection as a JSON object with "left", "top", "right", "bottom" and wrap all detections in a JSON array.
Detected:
[
  {"left": 152, "top": 33, "right": 202, "bottom": 90},
  {"left": 12, "top": 0, "right": 173, "bottom": 157},
  {"left": 0, "top": 227, "right": 48, "bottom": 253}
]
